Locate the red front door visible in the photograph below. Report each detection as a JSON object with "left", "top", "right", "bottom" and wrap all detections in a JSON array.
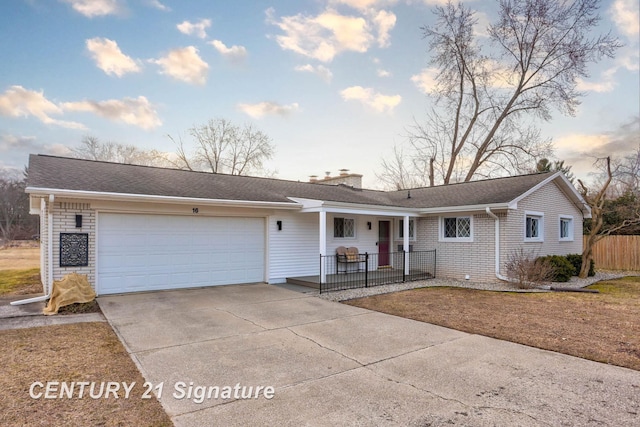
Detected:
[{"left": 378, "top": 220, "right": 390, "bottom": 266}]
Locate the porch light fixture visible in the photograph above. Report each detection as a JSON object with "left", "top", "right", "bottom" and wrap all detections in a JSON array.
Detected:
[
  {"left": 75, "top": 214, "right": 82, "bottom": 228},
  {"left": 277, "top": 220, "right": 282, "bottom": 231},
  {"left": 367, "top": 221, "right": 372, "bottom": 230}
]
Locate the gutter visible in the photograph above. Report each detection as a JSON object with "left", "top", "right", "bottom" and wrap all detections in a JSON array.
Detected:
[
  {"left": 11, "top": 194, "right": 53, "bottom": 305},
  {"left": 485, "top": 207, "right": 511, "bottom": 282},
  {"left": 25, "top": 187, "right": 301, "bottom": 210},
  {"left": 420, "top": 202, "right": 511, "bottom": 215}
]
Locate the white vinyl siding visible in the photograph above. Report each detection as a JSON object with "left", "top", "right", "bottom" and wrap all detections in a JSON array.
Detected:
[{"left": 268, "top": 212, "right": 319, "bottom": 283}]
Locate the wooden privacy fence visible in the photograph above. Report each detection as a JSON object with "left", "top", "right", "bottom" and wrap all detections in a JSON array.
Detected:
[{"left": 584, "top": 235, "right": 640, "bottom": 271}]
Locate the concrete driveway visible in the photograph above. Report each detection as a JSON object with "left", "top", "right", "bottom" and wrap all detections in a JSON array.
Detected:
[{"left": 98, "top": 283, "right": 640, "bottom": 426}]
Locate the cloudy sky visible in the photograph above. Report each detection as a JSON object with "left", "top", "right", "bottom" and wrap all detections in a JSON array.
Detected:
[{"left": 1, "top": 0, "right": 638, "bottom": 187}]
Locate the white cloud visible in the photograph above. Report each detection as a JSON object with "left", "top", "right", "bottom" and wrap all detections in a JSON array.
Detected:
[
  {"left": 610, "top": 0, "right": 639, "bottom": 38},
  {"left": 0, "top": 133, "right": 72, "bottom": 157},
  {"left": 0, "top": 134, "right": 38, "bottom": 152},
  {"left": 62, "top": 96, "right": 161, "bottom": 130},
  {"left": 410, "top": 68, "right": 438, "bottom": 94},
  {"left": 371, "top": 9, "right": 395, "bottom": 47},
  {"left": 576, "top": 68, "right": 618, "bottom": 93},
  {"left": 576, "top": 44, "right": 639, "bottom": 93},
  {"left": 150, "top": 46, "right": 209, "bottom": 85},
  {"left": 377, "top": 68, "right": 391, "bottom": 77},
  {"left": 340, "top": 85, "right": 401, "bottom": 113},
  {"left": 146, "top": 0, "right": 169, "bottom": 11},
  {"left": 473, "top": 11, "right": 490, "bottom": 37},
  {"left": 330, "top": 0, "right": 393, "bottom": 10},
  {"left": 268, "top": 7, "right": 392, "bottom": 62},
  {"left": 294, "top": 64, "right": 333, "bottom": 82},
  {"left": 237, "top": 101, "right": 299, "bottom": 119},
  {"left": 61, "top": 0, "right": 122, "bottom": 17},
  {"left": 553, "top": 124, "right": 640, "bottom": 181},
  {"left": 177, "top": 19, "right": 211, "bottom": 39},
  {"left": 86, "top": 37, "right": 141, "bottom": 77},
  {"left": 618, "top": 47, "right": 640, "bottom": 72},
  {"left": 0, "top": 85, "right": 85, "bottom": 129},
  {"left": 44, "top": 143, "right": 74, "bottom": 157},
  {"left": 209, "top": 40, "right": 248, "bottom": 64}
]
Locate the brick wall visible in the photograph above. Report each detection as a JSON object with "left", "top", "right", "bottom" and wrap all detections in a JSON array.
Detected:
[
  {"left": 503, "top": 181, "right": 583, "bottom": 266},
  {"left": 51, "top": 202, "right": 96, "bottom": 288},
  {"left": 415, "top": 214, "right": 498, "bottom": 282}
]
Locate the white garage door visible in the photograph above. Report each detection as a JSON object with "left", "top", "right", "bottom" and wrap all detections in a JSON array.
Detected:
[{"left": 97, "top": 213, "right": 265, "bottom": 295}]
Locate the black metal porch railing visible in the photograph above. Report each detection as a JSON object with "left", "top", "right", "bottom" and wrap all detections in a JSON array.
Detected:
[{"left": 319, "top": 250, "right": 436, "bottom": 293}]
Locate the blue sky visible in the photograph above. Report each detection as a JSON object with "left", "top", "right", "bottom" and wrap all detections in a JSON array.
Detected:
[{"left": 1, "top": 0, "right": 638, "bottom": 188}]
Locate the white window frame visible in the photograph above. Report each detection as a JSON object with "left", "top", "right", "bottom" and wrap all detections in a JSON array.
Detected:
[
  {"left": 559, "top": 215, "right": 574, "bottom": 242},
  {"left": 396, "top": 218, "right": 416, "bottom": 241},
  {"left": 524, "top": 210, "right": 544, "bottom": 242},
  {"left": 439, "top": 216, "right": 473, "bottom": 242},
  {"left": 333, "top": 217, "right": 356, "bottom": 239}
]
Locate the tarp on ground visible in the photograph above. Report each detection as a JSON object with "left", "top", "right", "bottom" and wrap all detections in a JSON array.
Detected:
[{"left": 43, "top": 273, "right": 95, "bottom": 315}]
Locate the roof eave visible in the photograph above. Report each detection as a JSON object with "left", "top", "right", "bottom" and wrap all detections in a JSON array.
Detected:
[
  {"left": 287, "top": 197, "right": 421, "bottom": 216},
  {"left": 509, "top": 172, "right": 592, "bottom": 217},
  {"left": 25, "top": 187, "right": 302, "bottom": 210},
  {"left": 419, "top": 203, "right": 512, "bottom": 215}
]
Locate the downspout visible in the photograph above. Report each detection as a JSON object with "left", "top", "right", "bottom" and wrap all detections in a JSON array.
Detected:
[
  {"left": 11, "top": 194, "right": 54, "bottom": 305},
  {"left": 485, "top": 207, "right": 510, "bottom": 282}
]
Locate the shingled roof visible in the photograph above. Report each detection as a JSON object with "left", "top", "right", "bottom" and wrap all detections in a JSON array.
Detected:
[{"left": 27, "top": 154, "right": 573, "bottom": 211}]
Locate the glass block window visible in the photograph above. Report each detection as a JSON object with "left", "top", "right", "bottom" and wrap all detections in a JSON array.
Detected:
[
  {"left": 525, "top": 212, "right": 544, "bottom": 241},
  {"left": 398, "top": 219, "right": 415, "bottom": 239},
  {"left": 442, "top": 217, "right": 472, "bottom": 241},
  {"left": 334, "top": 218, "right": 355, "bottom": 238}
]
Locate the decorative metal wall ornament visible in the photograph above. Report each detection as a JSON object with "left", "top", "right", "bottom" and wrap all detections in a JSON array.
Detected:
[{"left": 60, "top": 233, "right": 89, "bottom": 267}]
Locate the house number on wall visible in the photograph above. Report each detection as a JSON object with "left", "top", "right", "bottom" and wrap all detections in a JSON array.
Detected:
[{"left": 192, "top": 208, "right": 199, "bottom": 214}]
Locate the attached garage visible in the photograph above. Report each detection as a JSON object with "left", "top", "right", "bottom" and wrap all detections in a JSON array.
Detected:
[{"left": 97, "top": 213, "right": 265, "bottom": 295}]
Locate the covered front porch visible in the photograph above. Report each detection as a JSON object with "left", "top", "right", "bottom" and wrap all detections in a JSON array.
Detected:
[
  {"left": 288, "top": 197, "right": 423, "bottom": 285},
  {"left": 286, "top": 249, "right": 437, "bottom": 293}
]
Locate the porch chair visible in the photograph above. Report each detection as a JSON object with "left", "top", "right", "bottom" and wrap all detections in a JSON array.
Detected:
[{"left": 336, "top": 246, "right": 367, "bottom": 274}]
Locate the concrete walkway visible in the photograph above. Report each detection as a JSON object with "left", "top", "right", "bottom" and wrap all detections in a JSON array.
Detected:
[
  {"left": 0, "top": 293, "right": 105, "bottom": 330},
  {"left": 98, "top": 283, "right": 640, "bottom": 427}
]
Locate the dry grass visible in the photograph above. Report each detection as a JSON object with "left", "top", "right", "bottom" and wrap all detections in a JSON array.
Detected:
[
  {"left": 345, "top": 277, "right": 640, "bottom": 371},
  {"left": 0, "top": 246, "right": 42, "bottom": 295},
  {"left": 0, "top": 322, "right": 172, "bottom": 427},
  {"left": 0, "top": 247, "right": 40, "bottom": 270},
  {"left": 0, "top": 245, "right": 170, "bottom": 425},
  {"left": 0, "top": 268, "right": 43, "bottom": 295}
]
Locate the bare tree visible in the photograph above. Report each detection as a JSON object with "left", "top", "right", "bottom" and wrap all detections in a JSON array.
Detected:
[
  {"left": 578, "top": 157, "right": 640, "bottom": 278},
  {"left": 170, "top": 118, "right": 276, "bottom": 176},
  {"left": 615, "top": 144, "right": 640, "bottom": 196},
  {"left": 0, "top": 175, "right": 32, "bottom": 242},
  {"left": 376, "top": 145, "right": 431, "bottom": 190},
  {"left": 384, "top": 0, "right": 620, "bottom": 186},
  {"left": 73, "top": 136, "right": 173, "bottom": 167}
]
